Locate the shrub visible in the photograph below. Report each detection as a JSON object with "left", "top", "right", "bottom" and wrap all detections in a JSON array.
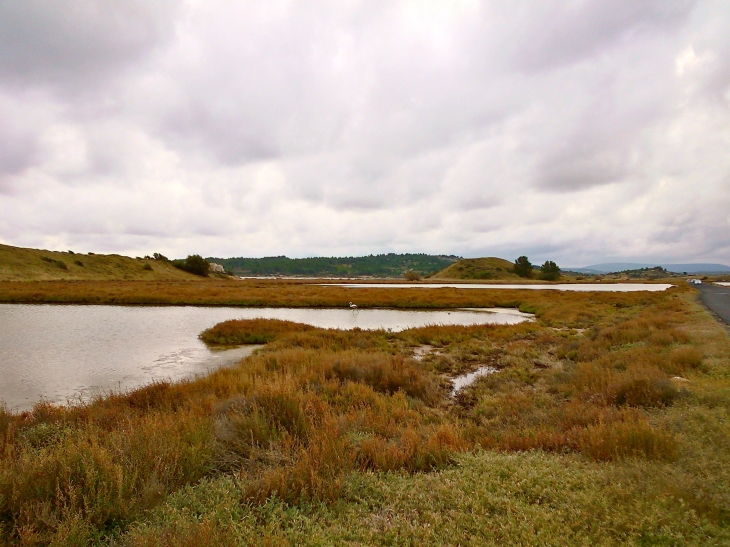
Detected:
[
  {"left": 41, "top": 257, "right": 67, "bottom": 270},
  {"left": 610, "top": 377, "right": 678, "bottom": 408},
  {"left": 669, "top": 347, "right": 704, "bottom": 372},
  {"left": 172, "top": 255, "right": 209, "bottom": 276},
  {"left": 513, "top": 256, "right": 533, "bottom": 278},
  {"left": 74, "top": 260, "right": 84, "bottom": 267},
  {"left": 327, "top": 353, "right": 442, "bottom": 403},
  {"left": 200, "top": 319, "right": 314, "bottom": 345},
  {"left": 404, "top": 270, "right": 421, "bottom": 281},
  {"left": 539, "top": 260, "right": 560, "bottom": 281},
  {"left": 142, "top": 263, "right": 153, "bottom": 271},
  {"left": 578, "top": 415, "right": 677, "bottom": 461}
]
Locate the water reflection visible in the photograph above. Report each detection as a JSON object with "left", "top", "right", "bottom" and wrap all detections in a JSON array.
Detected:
[{"left": 0, "top": 304, "right": 530, "bottom": 411}]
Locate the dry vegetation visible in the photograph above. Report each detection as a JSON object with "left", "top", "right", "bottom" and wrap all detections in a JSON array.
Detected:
[
  {"left": 0, "top": 244, "right": 205, "bottom": 282},
  {"left": 1, "top": 283, "right": 729, "bottom": 544},
  {"left": 0, "top": 278, "right": 670, "bottom": 317}
]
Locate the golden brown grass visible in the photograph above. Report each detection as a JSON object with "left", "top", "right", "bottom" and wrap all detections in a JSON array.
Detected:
[
  {"left": 0, "top": 278, "right": 678, "bottom": 326},
  {"left": 1, "top": 281, "right": 727, "bottom": 544},
  {"left": 201, "top": 318, "right": 315, "bottom": 345},
  {"left": 0, "top": 244, "right": 204, "bottom": 282}
]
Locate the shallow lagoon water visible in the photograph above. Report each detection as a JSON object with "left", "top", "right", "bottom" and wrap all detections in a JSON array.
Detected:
[
  {"left": 0, "top": 304, "right": 530, "bottom": 411},
  {"left": 318, "top": 283, "right": 673, "bottom": 291}
]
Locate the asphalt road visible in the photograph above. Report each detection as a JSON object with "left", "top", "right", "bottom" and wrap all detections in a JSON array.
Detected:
[{"left": 696, "top": 283, "right": 730, "bottom": 325}]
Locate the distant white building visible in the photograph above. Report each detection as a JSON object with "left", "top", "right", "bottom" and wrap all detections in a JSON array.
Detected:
[{"left": 209, "top": 262, "right": 225, "bottom": 273}]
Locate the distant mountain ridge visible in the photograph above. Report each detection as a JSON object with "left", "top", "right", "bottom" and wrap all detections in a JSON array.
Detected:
[{"left": 568, "top": 263, "right": 730, "bottom": 274}]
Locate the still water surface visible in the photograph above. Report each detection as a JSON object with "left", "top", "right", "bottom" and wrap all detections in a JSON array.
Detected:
[
  {"left": 318, "top": 283, "right": 673, "bottom": 291},
  {"left": 0, "top": 304, "right": 530, "bottom": 411}
]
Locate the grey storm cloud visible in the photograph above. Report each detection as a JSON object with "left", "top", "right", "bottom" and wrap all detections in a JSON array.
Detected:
[
  {"left": 0, "top": 0, "right": 728, "bottom": 265},
  {"left": 0, "top": 0, "right": 182, "bottom": 87}
]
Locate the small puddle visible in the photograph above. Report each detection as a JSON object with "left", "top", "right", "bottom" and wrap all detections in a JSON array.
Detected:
[
  {"left": 412, "top": 345, "right": 434, "bottom": 361},
  {"left": 450, "top": 366, "right": 498, "bottom": 396},
  {"left": 410, "top": 344, "right": 500, "bottom": 396}
]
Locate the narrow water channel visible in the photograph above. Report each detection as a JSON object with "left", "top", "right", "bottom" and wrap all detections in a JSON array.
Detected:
[{"left": 317, "top": 283, "right": 673, "bottom": 291}]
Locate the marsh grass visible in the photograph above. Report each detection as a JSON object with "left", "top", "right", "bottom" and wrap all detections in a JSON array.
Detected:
[
  {"left": 1, "top": 283, "right": 729, "bottom": 544},
  {"left": 201, "top": 318, "right": 314, "bottom": 345}
]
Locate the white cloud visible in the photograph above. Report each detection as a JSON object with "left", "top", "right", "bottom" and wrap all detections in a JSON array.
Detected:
[{"left": 0, "top": 0, "right": 729, "bottom": 265}]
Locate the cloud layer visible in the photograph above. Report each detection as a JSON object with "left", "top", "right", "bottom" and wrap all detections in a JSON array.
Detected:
[{"left": 1, "top": 0, "right": 729, "bottom": 265}]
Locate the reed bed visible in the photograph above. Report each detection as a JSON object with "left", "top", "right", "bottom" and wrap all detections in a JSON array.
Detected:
[
  {"left": 0, "top": 279, "right": 664, "bottom": 325},
  {"left": 1, "top": 282, "right": 729, "bottom": 544}
]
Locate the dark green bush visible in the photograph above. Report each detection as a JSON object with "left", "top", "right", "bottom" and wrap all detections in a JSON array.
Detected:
[
  {"left": 172, "top": 254, "right": 209, "bottom": 276},
  {"left": 513, "top": 256, "right": 533, "bottom": 278},
  {"left": 540, "top": 260, "right": 561, "bottom": 281}
]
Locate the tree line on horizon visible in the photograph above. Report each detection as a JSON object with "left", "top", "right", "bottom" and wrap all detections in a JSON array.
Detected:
[
  {"left": 205, "top": 253, "right": 460, "bottom": 277},
  {"left": 147, "top": 252, "right": 560, "bottom": 280}
]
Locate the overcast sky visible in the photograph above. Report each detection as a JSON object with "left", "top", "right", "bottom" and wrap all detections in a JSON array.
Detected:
[{"left": 0, "top": 0, "right": 728, "bottom": 265}]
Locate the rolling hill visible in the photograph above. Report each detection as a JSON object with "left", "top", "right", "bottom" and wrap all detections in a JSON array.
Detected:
[
  {"left": 0, "top": 244, "right": 205, "bottom": 282},
  {"left": 430, "top": 257, "right": 522, "bottom": 280}
]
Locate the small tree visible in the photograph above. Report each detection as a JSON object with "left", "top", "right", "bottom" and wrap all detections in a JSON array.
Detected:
[
  {"left": 514, "top": 256, "right": 533, "bottom": 278},
  {"left": 540, "top": 260, "right": 561, "bottom": 281},
  {"left": 404, "top": 270, "right": 421, "bottom": 281},
  {"left": 172, "top": 254, "right": 209, "bottom": 276}
]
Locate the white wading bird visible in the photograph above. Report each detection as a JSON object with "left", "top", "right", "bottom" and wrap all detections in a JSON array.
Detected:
[{"left": 349, "top": 302, "right": 357, "bottom": 309}]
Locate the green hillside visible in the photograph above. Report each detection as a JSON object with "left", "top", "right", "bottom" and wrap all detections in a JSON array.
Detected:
[
  {"left": 431, "top": 257, "right": 521, "bottom": 280},
  {"left": 0, "top": 244, "right": 204, "bottom": 282},
  {"left": 208, "top": 253, "right": 459, "bottom": 278}
]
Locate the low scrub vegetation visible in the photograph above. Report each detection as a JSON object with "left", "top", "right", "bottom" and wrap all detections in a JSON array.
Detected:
[{"left": 0, "top": 284, "right": 729, "bottom": 544}]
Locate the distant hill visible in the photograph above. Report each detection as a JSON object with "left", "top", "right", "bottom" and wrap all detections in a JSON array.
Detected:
[
  {"left": 569, "top": 262, "right": 730, "bottom": 274},
  {"left": 207, "top": 253, "right": 459, "bottom": 278},
  {"left": 0, "top": 244, "right": 204, "bottom": 282},
  {"left": 431, "top": 257, "right": 521, "bottom": 280},
  {"left": 601, "top": 266, "right": 672, "bottom": 279}
]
